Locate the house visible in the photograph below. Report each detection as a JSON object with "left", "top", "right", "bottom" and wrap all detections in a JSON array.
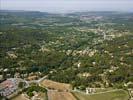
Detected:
[
  {"left": 86, "top": 88, "right": 96, "bottom": 94},
  {"left": 0, "top": 78, "right": 19, "bottom": 97}
]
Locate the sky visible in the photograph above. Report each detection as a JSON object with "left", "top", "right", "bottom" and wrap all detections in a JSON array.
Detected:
[{"left": 1, "top": 0, "right": 133, "bottom": 13}]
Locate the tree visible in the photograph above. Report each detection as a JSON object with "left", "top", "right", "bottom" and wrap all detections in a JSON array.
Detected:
[{"left": 18, "top": 82, "right": 26, "bottom": 88}]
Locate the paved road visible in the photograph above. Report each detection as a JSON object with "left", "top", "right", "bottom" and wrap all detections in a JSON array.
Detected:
[{"left": 27, "top": 75, "right": 48, "bottom": 84}]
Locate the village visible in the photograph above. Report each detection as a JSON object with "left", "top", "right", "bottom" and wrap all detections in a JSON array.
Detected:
[{"left": 0, "top": 76, "right": 133, "bottom": 100}]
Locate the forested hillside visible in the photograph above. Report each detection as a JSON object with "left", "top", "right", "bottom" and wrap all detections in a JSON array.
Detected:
[{"left": 0, "top": 10, "right": 133, "bottom": 89}]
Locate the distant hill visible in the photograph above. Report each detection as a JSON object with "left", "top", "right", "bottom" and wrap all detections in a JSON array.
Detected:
[
  {"left": 0, "top": 10, "right": 58, "bottom": 18},
  {"left": 66, "top": 11, "right": 133, "bottom": 17}
]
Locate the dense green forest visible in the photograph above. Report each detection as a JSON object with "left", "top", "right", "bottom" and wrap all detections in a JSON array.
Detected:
[{"left": 0, "top": 10, "right": 133, "bottom": 89}]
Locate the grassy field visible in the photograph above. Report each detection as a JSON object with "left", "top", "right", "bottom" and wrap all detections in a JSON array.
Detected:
[{"left": 72, "top": 90, "right": 130, "bottom": 100}]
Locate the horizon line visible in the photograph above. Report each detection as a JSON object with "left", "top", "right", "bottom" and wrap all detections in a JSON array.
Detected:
[{"left": 1, "top": 9, "right": 133, "bottom": 14}]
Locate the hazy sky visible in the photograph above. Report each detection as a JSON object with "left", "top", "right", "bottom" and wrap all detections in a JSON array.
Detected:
[{"left": 1, "top": 0, "right": 133, "bottom": 13}]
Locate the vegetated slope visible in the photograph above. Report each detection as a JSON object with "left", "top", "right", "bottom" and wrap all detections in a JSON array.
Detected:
[
  {"left": 48, "top": 35, "right": 133, "bottom": 89},
  {"left": 0, "top": 10, "right": 133, "bottom": 89}
]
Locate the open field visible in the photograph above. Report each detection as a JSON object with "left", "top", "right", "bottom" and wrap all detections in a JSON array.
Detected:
[
  {"left": 40, "top": 79, "right": 72, "bottom": 91},
  {"left": 72, "top": 90, "right": 130, "bottom": 100},
  {"left": 94, "top": 88, "right": 115, "bottom": 93},
  {"left": 47, "top": 90, "right": 77, "bottom": 100}
]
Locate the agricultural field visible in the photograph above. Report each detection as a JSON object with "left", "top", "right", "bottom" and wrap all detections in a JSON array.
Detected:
[
  {"left": 47, "top": 90, "right": 76, "bottom": 100},
  {"left": 72, "top": 90, "right": 130, "bottom": 100},
  {"left": 40, "top": 79, "right": 72, "bottom": 91}
]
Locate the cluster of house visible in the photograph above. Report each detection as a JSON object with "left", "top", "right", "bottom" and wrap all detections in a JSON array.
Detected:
[
  {"left": 66, "top": 49, "right": 97, "bottom": 57},
  {"left": 0, "top": 78, "right": 19, "bottom": 97},
  {"left": 86, "top": 88, "right": 96, "bottom": 94}
]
